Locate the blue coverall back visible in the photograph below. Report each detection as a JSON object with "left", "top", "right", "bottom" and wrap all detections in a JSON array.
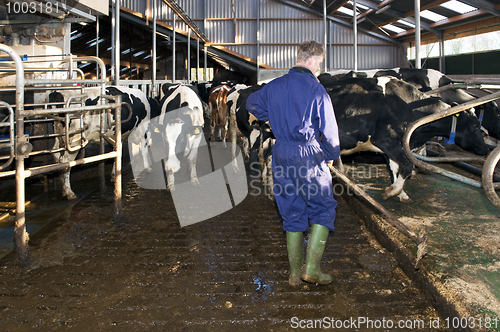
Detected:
[{"left": 246, "top": 67, "right": 341, "bottom": 232}]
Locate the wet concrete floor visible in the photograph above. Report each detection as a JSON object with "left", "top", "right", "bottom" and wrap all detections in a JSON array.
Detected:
[{"left": 0, "top": 161, "right": 450, "bottom": 332}]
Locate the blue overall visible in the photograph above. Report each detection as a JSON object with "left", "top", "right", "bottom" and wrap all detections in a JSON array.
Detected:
[{"left": 246, "top": 67, "right": 340, "bottom": 232}]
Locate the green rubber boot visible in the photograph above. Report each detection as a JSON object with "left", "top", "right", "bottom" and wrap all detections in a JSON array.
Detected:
[
  {"left": 286, "top": 231, "right": 304, "bottom": 287},
  {"left": 302, "top": 224, "right": 332, "bottom": 285}
]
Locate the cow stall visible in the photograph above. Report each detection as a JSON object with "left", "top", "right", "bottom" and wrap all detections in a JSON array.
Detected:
[
  {"left": 402, "top": 85, "right": 500, "bottom": 209},
  {"left": 0, "top": 44, "right": 124, "bottom": 267}
]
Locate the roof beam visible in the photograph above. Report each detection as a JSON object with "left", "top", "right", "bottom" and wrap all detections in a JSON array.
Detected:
[
  {"left": 369, "top": 0, "right": 447, "bottom": 35},
  {"left": 429, "top": 9, "right": 487, "bottom": 28},
  {"left": 454, "top": 0, "right": 500, "bottom": 18},
  {"left": 274, "top": 0, "right": 398, "bottom": 44},
  {"left": 328, "top": 0, "right": 349, "bottom": 15}
]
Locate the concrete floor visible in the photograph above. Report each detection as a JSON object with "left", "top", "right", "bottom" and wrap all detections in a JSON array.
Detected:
[{"left": 0, "top": 162, "right": 446, "bottom": 331}]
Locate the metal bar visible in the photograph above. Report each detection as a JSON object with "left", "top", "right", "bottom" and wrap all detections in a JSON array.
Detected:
[
  {"left": 0, "top": 44, "right": 31, "bottom": 267},
  {"left": 403, "top": 91, "right": 500, "bottom": 188},
  {"left": 415, "top": 0, "right": 421, "bottom": 68},
  {"left": 323, "top": 0, "right": 327, "bottom": 72},
  {"left": 152, "top": 0, "right": 157, "bottom": 98},
  {"left": 257, "top": 0, "right": 260, "bottom": 82},
  {"left": 197, "top": 35, "right": 200, "bottom": 82},
  {"left": 0, "top": 102, "right": 14, "bottom": 171},
  {"left": 188, "top": 27, "right": 191, "bottom": 82},
  {"left": 113, "top": 96, "right": 123, "bottom": 222},
  {"left": 115, "top": 0, "right": 121, "bottom": 86},
  {"left": 173, "top": 13, "right": 176, "bottom": 83},
  {"left": 482, "top": 145, "right": 500, "bottom": 209},
  {"left": 353, "top": 0, "right": 358, "bottom": 71},
  {"left": 329, "top": 164, "right": 428, "bottom": 265},
  {"left": 22, "top": 152, "right": 118, "bottom": 178},
  {"left": 20, "top": 103, "right": 120, "bottom": 117},
  {"left": 427, "top": 83, "right": 500, "bottom": 96}
]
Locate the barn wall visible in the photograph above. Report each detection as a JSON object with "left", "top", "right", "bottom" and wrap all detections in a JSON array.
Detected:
[{"left": 121, "top": 0, "right": 402, "bottom": 72}]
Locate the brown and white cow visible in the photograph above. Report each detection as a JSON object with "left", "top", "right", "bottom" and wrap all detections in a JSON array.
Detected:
[{"left": 208, "top": 84, "right": 232, "bottom": 146}]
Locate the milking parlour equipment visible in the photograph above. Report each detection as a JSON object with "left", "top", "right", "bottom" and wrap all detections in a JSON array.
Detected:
[
  {"left": 0, "top": 44, "right": 125, "bottom": 267},
  {"left": 402, "top": 84, "right": 500, "bottom": 210}
]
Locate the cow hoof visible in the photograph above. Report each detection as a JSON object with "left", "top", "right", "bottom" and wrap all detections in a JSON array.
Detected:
[
  {"left": 397, "top": 191, "right": 413, "bottom": 203},
  {"left": 191, "top": 179, "right": 200, "bottom": 186},
  {"left": 63, "top": 192, "right": 77, "bottom": 200}
]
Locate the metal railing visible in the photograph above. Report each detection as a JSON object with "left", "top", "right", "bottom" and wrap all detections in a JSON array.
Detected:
[
  {"left": 0, "top": 45, "right": 124, "bottom": 267},
  {"left": 403, "top": 90, "right": 500, "bottom": 210}
]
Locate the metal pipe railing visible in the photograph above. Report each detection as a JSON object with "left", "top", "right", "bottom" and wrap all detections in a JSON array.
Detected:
[
  {"left": 426, "top": 83, "right": 500, "bottom": 96},
  {"left": 0, "top": 48, "right": 124, "bottom": 266},
  {"left": 0, "top": 102, "right": 15, "bottom": 170},
  {"left": 403, "top": 91, "right": 500, "bottom": 202},
  {"left": 482, "top": 146, "right": 500, "bottom": 209}
]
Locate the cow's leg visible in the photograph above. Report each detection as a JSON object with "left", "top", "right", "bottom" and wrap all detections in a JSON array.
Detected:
[
  {"left": 209, "top": 103, "right": 216, "bottom": 141},
  {"left": 222, "top": 118, "right": 228, "bottom": 148},
  {"left": 166, "top": 171, "right": 175, "bottom": 191},
  {"left": 383, "top": 159, "right": 412, "bottom": 203},
  {"left": 185, "top": 134, "right": 202, "bottom": 186},
  {"left": 370, "top": 135, "right": 414, "bottom": 202},
  {"left": 228, "top": 109, "right": 240, "bottom": 172},
  {"left": 52, "top": 125, "right": 79, "bottom": 200}
]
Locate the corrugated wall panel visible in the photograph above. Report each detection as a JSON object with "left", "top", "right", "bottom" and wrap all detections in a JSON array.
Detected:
[
  {"left": 260, "top": 19, "right": 324, "bottom": 44},
  {"left": 118, "top": 0, "right": 403, "bottom": 71},
  {"left": 227, "top": 45, "right": 257, "bottom": 62},
  {"left": 177, "top": 0, "right": 204, "bottom": 18},
  {"left": 205, "top": 20, "right": 235, "bottom": 44},
  {"left": 260, "top": 0, "right": 317, "bottom": 19},
  {"left": 236, "top": 19, "right": 257, "bottom": 44},
  {"left": 121, "top": 0, "right": 146, "bottom": 15},
  {"left": 329, "top": 45, "right": 399, "bottom": 70},
  {"left": 260, "top": 45, "right": 296, "bottom": 69},
  {"left": 207, "top": 0, "right": 234, "bottom": 18}
]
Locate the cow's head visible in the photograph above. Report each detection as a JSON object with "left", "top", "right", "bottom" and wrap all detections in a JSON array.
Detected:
[
  {"left": 475, "top": 101, "right": 500, "bottom": 139},
  {"left": 156, "top": 106, "right": 203, "bottom": 174},
  {"left": 455, "top": 110, "right": 489, "bottom": 156}
]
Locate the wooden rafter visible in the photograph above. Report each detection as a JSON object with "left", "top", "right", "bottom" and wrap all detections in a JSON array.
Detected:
[
  {"left": 328, "top": 0, "right": 349, "bottom": 15},
  {"left": 370, "top": 0, "right": 450, "bottom": 31}
]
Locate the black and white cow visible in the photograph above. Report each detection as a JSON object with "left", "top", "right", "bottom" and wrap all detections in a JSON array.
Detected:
[
  {"left": 322, "top": 77, "right": 488, "bottom": 202},
  {"left": 226, "top": 84, "right": 267, "bottom": 173},
  {"left": 148, "top": 83, "right": 204, "bottom": 190},
  {"left": 325, "top": 68, "right": 500, "bottom": 140},
  {"left": 48, "top": 86, "right": 159, "bottom": 199}
]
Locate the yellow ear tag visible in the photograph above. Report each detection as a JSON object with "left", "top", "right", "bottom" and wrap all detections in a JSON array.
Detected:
[
  {"left": 194, "top": 127, "right": 200, "bottom": 135},
  {"left": 154, "top": 128, "right": 160, "bottom": 133}
]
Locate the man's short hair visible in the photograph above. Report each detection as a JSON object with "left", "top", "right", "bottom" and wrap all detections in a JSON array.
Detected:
[{"left": 297, "top": 40, "right": 325, "bottom": 63}]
